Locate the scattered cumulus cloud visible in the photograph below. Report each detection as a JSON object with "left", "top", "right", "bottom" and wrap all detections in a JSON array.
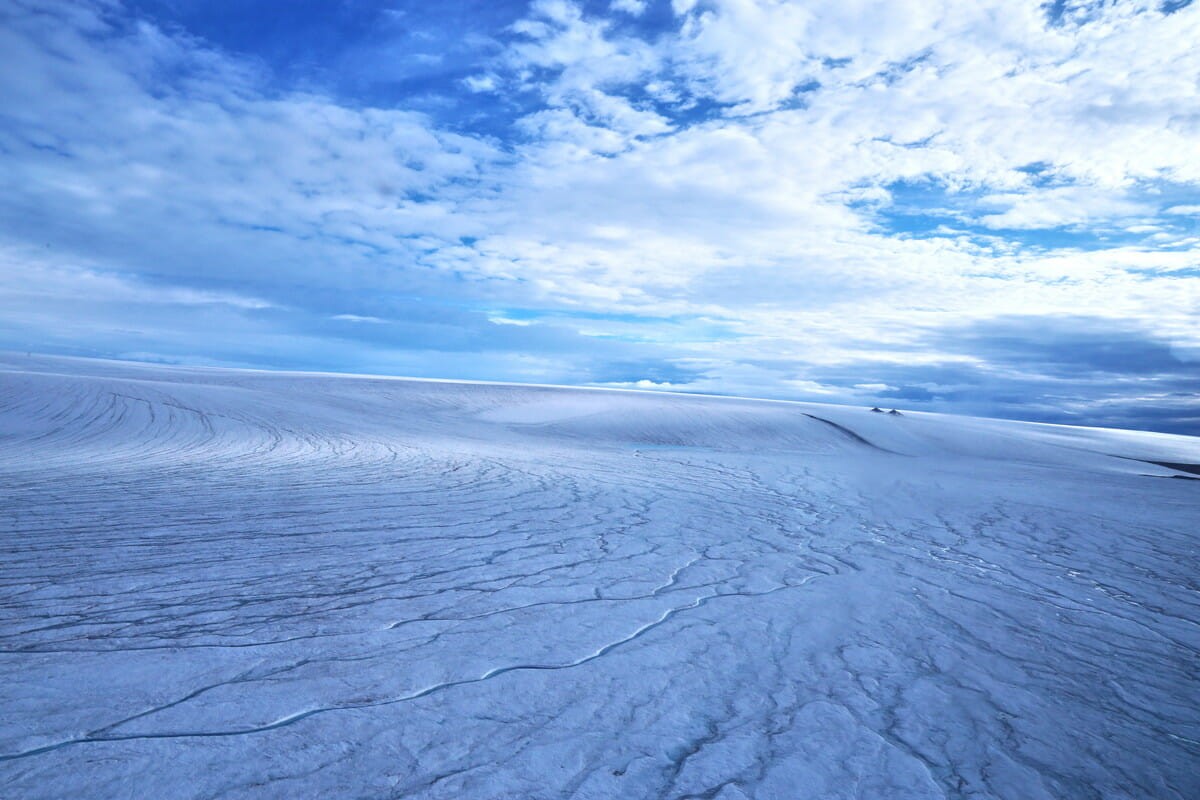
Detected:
[{"left": 0, "top": 0, "right": 1197, "bottom": 432}]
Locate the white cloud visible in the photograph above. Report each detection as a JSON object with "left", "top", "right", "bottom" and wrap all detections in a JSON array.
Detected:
[
  {"left": 331, "top": 314, "right": 388, "bottom": 324},
  {"left": 1, "top": 0, "right": 1198, "bottom": 415},
  {"left": 462, "top": 73, "right": 498, "bottom": 92},
  {"left": 975, "top": 187, "right": 1147, "bottom": 230},
  {"left": 611, "top": 0, "right": 648, "bottom": 16}
]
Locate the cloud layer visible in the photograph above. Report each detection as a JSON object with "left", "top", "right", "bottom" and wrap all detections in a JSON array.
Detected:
[{"left": 1, "top": 0, "right": 1197, "bottom": 432}]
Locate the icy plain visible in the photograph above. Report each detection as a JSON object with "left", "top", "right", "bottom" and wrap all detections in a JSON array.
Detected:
[{"left": 0, "top": 354, "right": 1197, "bottom": 799}]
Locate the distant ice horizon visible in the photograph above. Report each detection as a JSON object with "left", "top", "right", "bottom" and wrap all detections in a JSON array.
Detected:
[{"left": 7, "top": 349, "right": 1196, "bottom": 440}]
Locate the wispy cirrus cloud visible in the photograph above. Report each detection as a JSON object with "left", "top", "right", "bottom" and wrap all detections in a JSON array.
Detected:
[{"left": 0, "top": 0, "right": 1197, "bottom": 431}]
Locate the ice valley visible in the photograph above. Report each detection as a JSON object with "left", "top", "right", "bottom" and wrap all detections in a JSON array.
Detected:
[{"left": 0, "top": 354, "right": 1197, "bottom": 799}]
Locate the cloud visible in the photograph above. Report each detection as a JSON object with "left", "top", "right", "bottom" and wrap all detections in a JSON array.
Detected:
[
  {"left": 940, "top": 315, "right": 1198, "bottom": 378},
  {"left": 462, "top": 73, "right": 499, "bottom": 93},
  {"left": 975, "top": 187, "right": 1148, "bottom": 230},
  {"left": 0, "top": 0, "right": 1198, "bottom": 433},
  {"left": 800, "top": 315, "right": 1200, "bottom": 434},
  {"left": 331, "top": 314, "right": 387, "bottom": 324},
  {"left": 611, "top": 0, "right": 648, "bottom": 16}
]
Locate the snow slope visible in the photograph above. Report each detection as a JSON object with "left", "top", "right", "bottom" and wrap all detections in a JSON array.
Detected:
[{"left": 0, "top": 354, "right": 1197, "bottom": 799}]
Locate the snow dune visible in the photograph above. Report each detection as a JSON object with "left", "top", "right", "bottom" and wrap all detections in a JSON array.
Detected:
[{"left": 0, "top": 354, "right": 1197, "bottom": 799}]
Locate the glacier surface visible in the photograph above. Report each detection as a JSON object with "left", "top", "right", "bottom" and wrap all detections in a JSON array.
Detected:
[{"left": 0, "top": 355, "right": 1197, "bottom": 799}]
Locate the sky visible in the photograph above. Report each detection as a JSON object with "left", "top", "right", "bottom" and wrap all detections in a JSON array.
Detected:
[{"left": 1, "top": 0, "right": 1198, "bottom": 434}]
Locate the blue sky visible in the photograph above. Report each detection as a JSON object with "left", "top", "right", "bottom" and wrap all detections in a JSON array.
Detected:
[{"left": 1, "top": 0, "right": 1198, "bottom": 433}]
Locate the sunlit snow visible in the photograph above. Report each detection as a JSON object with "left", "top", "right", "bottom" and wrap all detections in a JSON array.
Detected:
[{"left": 1, "top": 355, "right": 1196, "bottom": 799}]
